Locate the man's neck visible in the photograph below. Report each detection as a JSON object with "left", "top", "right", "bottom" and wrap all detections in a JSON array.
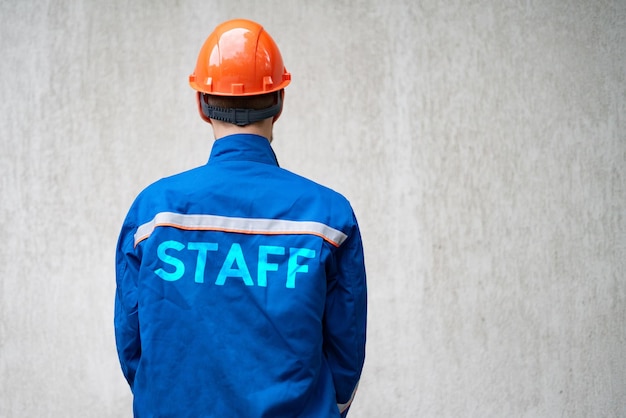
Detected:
[{"left": 211, "top": 119, "right": 273, "bottom": 143}]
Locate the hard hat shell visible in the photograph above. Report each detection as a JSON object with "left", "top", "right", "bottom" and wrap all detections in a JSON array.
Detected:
[{"left": 189, "top": 19, "right": 291, "bottom": 96}]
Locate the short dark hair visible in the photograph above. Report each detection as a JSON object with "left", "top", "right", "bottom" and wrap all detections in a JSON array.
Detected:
[{"left": 201, "top": 91, "right": 279, "bottom": 111}]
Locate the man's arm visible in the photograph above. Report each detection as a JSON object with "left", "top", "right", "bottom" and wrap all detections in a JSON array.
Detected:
[
  {"left": 114, "top": 226, "right": 141, "bottom": 391},
  {"left": 323, "top": 213, "right": 368, "bottom": 417}
]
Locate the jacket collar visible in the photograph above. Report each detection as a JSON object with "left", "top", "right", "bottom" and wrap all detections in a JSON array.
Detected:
[{"left": 208, "top": 134, "right": 279, "bottom": 166}]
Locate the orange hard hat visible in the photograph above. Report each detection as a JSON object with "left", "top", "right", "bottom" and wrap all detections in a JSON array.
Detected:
[{"left": 189, "top": 19, "right": 291, "bottom": 96}]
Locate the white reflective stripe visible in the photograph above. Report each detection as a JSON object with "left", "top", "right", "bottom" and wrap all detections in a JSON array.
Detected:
[
  {"left": 337, "top": 381, "right": 359, "bottom": 413},
  {"left": 134, "top": 212, "right": 347, "bottom": 247}
]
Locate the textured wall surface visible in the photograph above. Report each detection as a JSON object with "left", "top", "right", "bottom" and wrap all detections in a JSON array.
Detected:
[{"left": 1, "top": 1, "right": 625, "bottom": 417}]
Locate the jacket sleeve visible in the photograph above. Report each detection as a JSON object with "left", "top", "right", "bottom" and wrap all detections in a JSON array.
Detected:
[
  {"left": 114, "top": 223, "right": 141, "bottom": 391},
  {"left": 323, "top": 212, "right": 367, "bottom": 417}
]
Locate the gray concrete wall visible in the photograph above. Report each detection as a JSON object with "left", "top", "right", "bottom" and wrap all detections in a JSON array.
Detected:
[{"left": 1, "top": 1, "right": 624, "bottom": 417}]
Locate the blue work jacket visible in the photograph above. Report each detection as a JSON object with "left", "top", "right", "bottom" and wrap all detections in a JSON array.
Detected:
[{"left": 115, "top": 134, "right": 367, "bottom": 417}]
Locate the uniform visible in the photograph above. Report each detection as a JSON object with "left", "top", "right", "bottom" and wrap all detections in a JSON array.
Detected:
[{"left": 115, "top": 133, "right": 367, "bottom": 417}]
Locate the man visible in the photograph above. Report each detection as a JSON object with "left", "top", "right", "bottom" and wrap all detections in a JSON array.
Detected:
[{"left": 114, "top": 19, "right": 367, "bottom": 417}]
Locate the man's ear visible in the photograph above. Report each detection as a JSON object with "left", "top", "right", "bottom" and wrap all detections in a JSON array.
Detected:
[
  {"left": 272, "top": 89, "right": 285, "bottom": 123},
  {"left": 196, "top": 92, "right": 213, "bottom": 125}
]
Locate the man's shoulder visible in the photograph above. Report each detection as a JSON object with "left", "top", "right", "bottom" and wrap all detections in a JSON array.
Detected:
[
  {"left": 280, "top": 168, "right": 351, "bottom": 205},
  {"left": 140, "top": 165, "right": 208, "bottom": 194},
  {"left": 125, "top": 165, "right": 207, "bottom": 217}
]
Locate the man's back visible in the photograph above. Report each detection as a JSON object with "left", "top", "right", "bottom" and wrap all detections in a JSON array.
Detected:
[{"left": 115, "top": 134, "right": 367, "bottom": 417}]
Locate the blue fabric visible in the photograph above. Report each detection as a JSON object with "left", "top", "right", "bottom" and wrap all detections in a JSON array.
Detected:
[{"left": 115, "top": 134, "right": 367, "bottom": 417}]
